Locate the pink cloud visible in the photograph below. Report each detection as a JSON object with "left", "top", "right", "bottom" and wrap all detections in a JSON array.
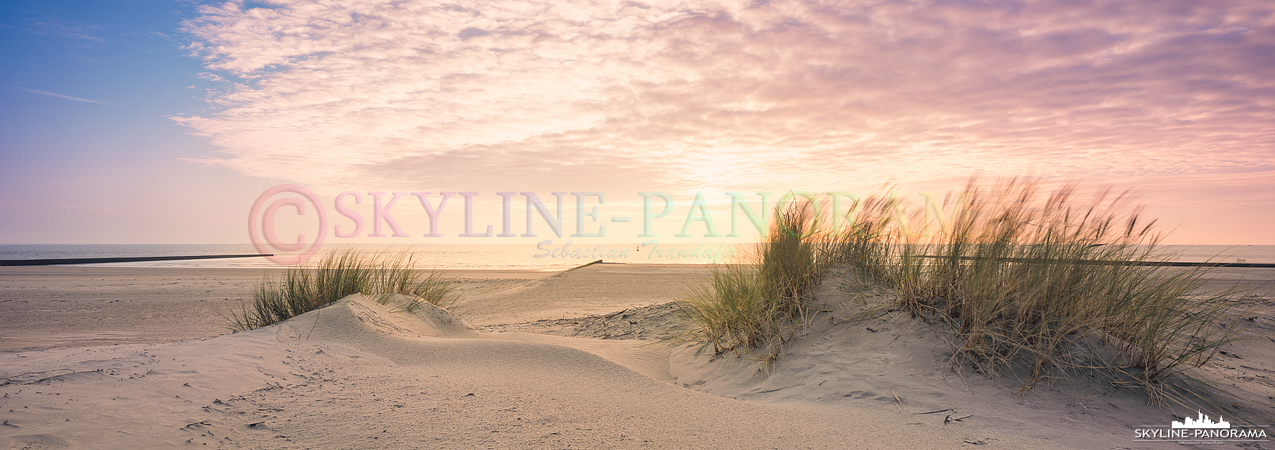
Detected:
[{"left": 176, "top": 0, "right": 1275, "bottom": 243}]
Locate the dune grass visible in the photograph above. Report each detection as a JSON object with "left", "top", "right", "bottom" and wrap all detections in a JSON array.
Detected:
[
  {"left": 863, "top": 179, "right": 1243, "bottom": 400},
  {"left": 684, "top": 199, "right": 831, "bottom": 357},
  {"left": 686, "top": 177, "right": 1246, "bottom": 400},
  {"left": 228, "top": 249, "right": 456, "bottom": 331}
]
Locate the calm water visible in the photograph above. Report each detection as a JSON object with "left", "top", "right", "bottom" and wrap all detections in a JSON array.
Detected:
[
  {"left": 0, "top": 242, "right": 745, "bottom": 269},
  {"left": 0, "top": 244, "right": 1271, "bottom": 270}
]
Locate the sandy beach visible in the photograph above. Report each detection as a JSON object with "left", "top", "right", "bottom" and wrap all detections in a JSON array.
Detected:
[
  {"left": 6, "top": 0, "right": 1273, "bottom": 447},
  {"left": 1, "top": 264, "right": 1271, "bottom": 449}
]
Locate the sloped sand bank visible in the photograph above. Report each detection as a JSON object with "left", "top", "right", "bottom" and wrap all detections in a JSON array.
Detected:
[
  {"left": 2, "top": 292, "right": 1062, "bottom": 449},
  {"left": 3, "top": 264, "right": 1271, "bottom": 449}
]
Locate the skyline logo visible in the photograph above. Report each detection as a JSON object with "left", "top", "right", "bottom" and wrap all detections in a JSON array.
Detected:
[
  {"left": 1172, "top": 412, "right": 1230, "bottom": 429},
  {"left": 246, "top": 184, "right": 945, "bottom": 265},
  {"left": 1134, "top": 410, "right": 1267, "bottom": 445}
]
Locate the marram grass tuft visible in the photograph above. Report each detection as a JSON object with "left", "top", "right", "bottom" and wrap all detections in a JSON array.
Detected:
[
  {"left": 228, "top": 248, "right": 456, "bottom": 331},
  {"left": 684, "top": 177, "right": 1248, "bottom": 403}
]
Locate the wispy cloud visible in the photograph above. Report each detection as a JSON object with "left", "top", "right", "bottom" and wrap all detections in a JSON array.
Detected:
[
  {"left": 13, "top": 87, "right": 106, "bottom": 105},
  {"left": 176, "top": 0, "right": 1275, "bottom": 197},
  {"left": 24, "top": 19, "right": 105, "bottom": 43}
]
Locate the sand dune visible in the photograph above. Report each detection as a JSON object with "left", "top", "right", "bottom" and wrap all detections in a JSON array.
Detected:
[
  {"left": 451, "top": 263, "right": 713, "bottom": 326},
  {"left": 2, "top": 264, "right": 1271, "bottom": 448},
  {"left": 2, "top": 293, "right": 1060, "bottom": 449}
]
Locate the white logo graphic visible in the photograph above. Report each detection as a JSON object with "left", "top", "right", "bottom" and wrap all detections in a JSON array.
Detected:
[
  {"left": 1173, "top": 412, "right": 1230, "bottom": 429},
  {"left": 1134, "top": 410, "right": 1268, "bottom": 443}
]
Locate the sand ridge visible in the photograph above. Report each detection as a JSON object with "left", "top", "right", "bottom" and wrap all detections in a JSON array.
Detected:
[
  {"left": 450, "top": 263, "right": 714, "bottom": 326},
  {"left": 2, "top": 290, "right": 1066, "bottom": 449},
  {"left": 2, "top": 264, "right": 1271, "bottom": 448}
]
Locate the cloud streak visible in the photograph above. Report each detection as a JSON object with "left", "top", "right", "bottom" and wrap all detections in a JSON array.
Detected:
[
  {"left": 22, "top": 19, "right": 105, "bottom": 43},
  {"left": 176, "top": 0, "right": 1275, "bottom": 199},
  {"left": 13, "top": 87, "right": 106, "bottom": 105}
]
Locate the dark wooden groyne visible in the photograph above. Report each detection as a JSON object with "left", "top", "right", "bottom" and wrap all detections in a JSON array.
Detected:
[
  {"left": 0, "top": 254, "right": 274, "bottom": 266},
  {"left": 912, "top": 255, "right": 1275, "bottom": 268}
]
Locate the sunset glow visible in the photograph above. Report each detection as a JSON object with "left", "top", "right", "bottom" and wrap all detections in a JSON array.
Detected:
[{"left": 1, "top": 0, "right": 1272, "bottom": 244}]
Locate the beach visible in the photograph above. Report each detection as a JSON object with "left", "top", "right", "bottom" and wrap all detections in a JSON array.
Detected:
[
  {"left": 5, "top": 0, "right": 1273, "bottom": 447},
  {"left": 1, "top": 264, "right": 1271, "bottom": 449}
]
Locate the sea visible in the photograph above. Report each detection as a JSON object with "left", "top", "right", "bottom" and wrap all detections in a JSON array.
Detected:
[
  {"left": 0, "top": 242, "right": 744, "bottom": 270},
  {"left": 0, "top": 244, "right": 1272, "bottom": 270}
]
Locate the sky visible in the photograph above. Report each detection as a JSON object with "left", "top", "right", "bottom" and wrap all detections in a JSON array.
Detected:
[{"left": 1, "top": 0, "right": 1273, "bottom": 248}]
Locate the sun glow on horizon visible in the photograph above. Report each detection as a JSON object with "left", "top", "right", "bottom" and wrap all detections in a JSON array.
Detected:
[{"left": 0, "top": 0, "right": 1271, "bottom": 245}]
